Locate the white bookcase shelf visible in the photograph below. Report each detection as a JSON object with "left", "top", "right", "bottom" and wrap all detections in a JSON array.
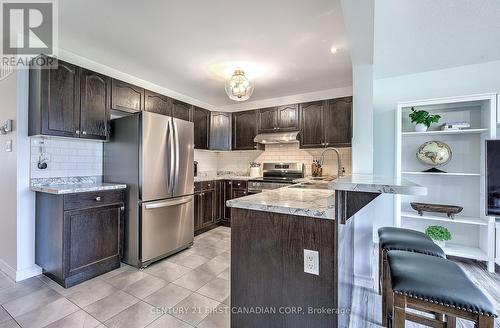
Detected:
[
  {"left": 395, "top": 93, "right": 497, "bottom": 272},
  {"left": 401, "top": 128, "right": 489, "bottom": 136}
]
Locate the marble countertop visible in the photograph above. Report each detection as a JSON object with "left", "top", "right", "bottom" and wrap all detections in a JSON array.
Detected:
[
  {"left": 329, "top": 174, "right": 427, "bottom": 195},
  {"left": 194, "top": 175, "right": 258, "bottom": 182},
  {"left": 226, "top": 186, "right": 335, "bottom": 219},
  {"left": 31, "top": 182, "right": 127, "bottom": 195}
]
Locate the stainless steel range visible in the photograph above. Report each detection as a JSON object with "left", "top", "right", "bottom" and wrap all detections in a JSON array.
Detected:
[{"left": 248, "top": 162, "right": 304, "bottom": 193}]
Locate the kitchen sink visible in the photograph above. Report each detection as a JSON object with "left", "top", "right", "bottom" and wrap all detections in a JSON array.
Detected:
[{"left": 289, "top": 182, "right": 330, "bottom": 190}]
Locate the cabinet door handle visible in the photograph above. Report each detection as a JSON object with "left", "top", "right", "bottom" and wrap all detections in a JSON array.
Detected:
[
  {"left": 120, "top": 206, "right": 125, "bottom": 211},
  {"left": 82, "top": 131, "right": 87, "bottom": 135},
  {"left": 75, "top": 130, "right": 80, "bottom": 135},
  {"left": 95, "top": 196, "right": 102, "bottom": 202}
]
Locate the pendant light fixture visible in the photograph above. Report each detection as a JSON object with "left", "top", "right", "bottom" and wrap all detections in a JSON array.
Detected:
[{"left": 225, "top": 69, "right": 254, "bottom": 101}]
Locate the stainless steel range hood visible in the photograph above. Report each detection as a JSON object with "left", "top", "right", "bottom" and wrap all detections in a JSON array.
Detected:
[{"left": 253, "top": 131, "right": 299, "bottom": 144}]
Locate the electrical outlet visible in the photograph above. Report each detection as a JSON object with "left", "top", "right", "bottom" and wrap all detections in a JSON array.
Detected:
[
  {"left": 5, "top": 140, "right": 12, "bottom": 152},
  {"left": 304, "top": 249, "right": 319, "bottom": 275}
]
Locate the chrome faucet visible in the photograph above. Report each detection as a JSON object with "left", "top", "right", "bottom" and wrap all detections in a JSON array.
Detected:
[{"left": 319, "top": 147, "right": 344, "bottom": 178}]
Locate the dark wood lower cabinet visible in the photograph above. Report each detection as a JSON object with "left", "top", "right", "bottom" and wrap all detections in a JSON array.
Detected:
[{"left": 35, "top": 189, "right": 125, "bottom": 288}]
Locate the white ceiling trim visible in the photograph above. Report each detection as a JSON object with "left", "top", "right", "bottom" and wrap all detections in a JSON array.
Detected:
[
  {"left": 218, "top": 86, "right": 353, "bottom": 112},
  {"left": 57, "top": 49, "right": 219, "bottom": 111}
]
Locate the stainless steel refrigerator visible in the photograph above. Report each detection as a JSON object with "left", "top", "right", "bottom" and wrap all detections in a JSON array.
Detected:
[{"left": 104, "top": 111, "right": 194, "bottom": 268}]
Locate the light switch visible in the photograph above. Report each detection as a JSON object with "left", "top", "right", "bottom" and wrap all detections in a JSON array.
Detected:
[{"left": 5, "top": 139, "right": 12, "bottom": 152}]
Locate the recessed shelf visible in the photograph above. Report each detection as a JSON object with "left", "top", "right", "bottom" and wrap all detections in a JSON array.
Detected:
[
  {"left": 442, "top": 243, "right": 488, "bottom": 261},
  {"left": 401, "top": 211, "right": 488, "bottom": 226},
  {"left": 401, "top": 128, "right": 488, "bottom": 136},
  {"left": 401, "top": 171, "right": 481, "bottom": 177}
]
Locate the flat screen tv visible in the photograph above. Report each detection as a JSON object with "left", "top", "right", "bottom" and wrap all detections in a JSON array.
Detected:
[{"left": 486, "top": 139, "right": 500, "bottom": 216}]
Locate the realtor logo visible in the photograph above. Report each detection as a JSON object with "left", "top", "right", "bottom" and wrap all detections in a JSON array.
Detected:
[
  {"left": 1, "top": 1, "right": 54, "bottom": 54},
  {"left": 0, "top": 0, "right": 57, "bottom": 80}
]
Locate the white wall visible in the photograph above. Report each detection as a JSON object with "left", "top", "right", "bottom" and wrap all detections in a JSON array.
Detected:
[
  {"left": 0, "top": 71, "right": 18, "bottom": 276},
  {"left": 373, "top": 60, "right": 500, "bottom": 229}
]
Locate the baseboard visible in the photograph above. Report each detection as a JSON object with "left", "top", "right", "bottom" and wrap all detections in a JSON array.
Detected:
[
  {"left": 0, "top": 259, "right": 17, "bottom": 281},
  {"left": 15, "top": 265, "right": 42, "bottom": 282}
]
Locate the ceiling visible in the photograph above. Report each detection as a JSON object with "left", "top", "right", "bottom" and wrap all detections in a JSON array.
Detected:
[
  {"left": 374, "top": 0, "right": 500, "bottom": 79},
  {"left": 58, "top": 0, "right": 352, "bottom": 108}
]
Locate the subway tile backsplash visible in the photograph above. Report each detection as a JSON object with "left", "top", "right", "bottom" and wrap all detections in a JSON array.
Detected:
[
  {"left": 195, "top": 143, "right": 352, "bottom": 177},
  {"left": 30, "top": 137, "right": 103, "bottom": 179}
]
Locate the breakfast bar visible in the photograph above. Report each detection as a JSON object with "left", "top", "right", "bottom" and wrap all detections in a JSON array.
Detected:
[{"left": 227, "top": 175, "right": 426, "bottom": 328}]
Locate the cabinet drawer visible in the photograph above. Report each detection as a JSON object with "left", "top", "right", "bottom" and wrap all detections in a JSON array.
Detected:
[
  {"left": 232, "top": 180, "right": 247, "bottom": 190},
  {"left": 64, "top": 190, "right": 124, "bottom": 211},
  {"left": 202, "top": 181, "right": 215, "bottom": 191}
]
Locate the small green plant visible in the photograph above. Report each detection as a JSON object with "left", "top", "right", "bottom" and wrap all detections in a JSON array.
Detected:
[
  {"left": 425, "top": 225, "right": 452, "bottom": 241},
  {"left": 409, "top": 107, "right": 441, "bottom": 128}
]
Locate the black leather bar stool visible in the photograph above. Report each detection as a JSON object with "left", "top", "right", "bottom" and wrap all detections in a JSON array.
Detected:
[
  {"left": 385, "top": 250, "right": 497, "bottom": 328},
  {"left": 378, "top": 227, "right": 446, "bottom": 326}
]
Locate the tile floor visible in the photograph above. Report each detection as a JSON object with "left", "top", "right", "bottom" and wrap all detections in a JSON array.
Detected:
[{"left": 0, "top": 226, "right": 231, "bottom": 328}]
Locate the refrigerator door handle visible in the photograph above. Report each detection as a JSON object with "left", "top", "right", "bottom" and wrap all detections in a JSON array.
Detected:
[
  {"left": 173, "top": 120, "right": 180, "bottom": 190},
  {"left": 167, "top": 120, "right": 175, "bottom": 195},
  {"left": 144, "top": 196, "right": 193, "bottom": 209}
]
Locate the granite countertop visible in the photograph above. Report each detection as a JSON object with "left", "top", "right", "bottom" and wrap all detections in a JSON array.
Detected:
[
  {"left": 31, "top": 182, "right": 127, "bottom": 195},
  {"left": 226, "top": 186, "right": 335, "bottom": 219},
  {"left": 329, "top": 174, "right": 427, "bottom": 195},
  {"left": 194, "top": 175, "right": 258, "bottom": 182}
]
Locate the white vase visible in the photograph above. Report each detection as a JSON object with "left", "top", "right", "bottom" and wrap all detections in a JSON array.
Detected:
[
  {"left": 433, "top": 240, "right": 446, "bottom": 248},
  {"left": 414, "top": 123, "right": 428, "bottom": 132}
]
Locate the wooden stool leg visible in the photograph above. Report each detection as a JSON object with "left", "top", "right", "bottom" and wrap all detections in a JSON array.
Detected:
[
  {"left": 477, "top": 315, "right": 494, "bottom": 328},
  {"left": 446, "top": 315, "right": 456, "bottom": 328},
  {"left": 392, "top": 294, "right": 406, "bottom": 328}
]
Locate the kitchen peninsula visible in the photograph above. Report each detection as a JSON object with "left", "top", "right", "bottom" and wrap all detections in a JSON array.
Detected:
[{"left": 227, "top": 175, "right": 426, "bottom": 328}]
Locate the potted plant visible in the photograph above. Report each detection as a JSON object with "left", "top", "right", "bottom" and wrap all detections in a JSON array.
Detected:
[
  {"left": 409, "top": 107, "right": 441, "bottom": 132},
  {"left": 425, "top": 225, "right": 451, "bottom": 247}
]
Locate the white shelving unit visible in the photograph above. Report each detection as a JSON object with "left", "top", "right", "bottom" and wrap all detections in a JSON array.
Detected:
[{"left": 395, "top": 93, "right": 497, "bottom": 272}]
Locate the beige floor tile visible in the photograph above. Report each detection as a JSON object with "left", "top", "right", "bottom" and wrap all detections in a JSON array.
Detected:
[
  {"left": 144, "top": 262, "right": 191, "bottom": 283},
  {"left": 123, "top": 275, "right": 166, "bottom": 299},
  {"left": 216, "top": 268, "right": 230, "bottom": 281},
  {"left": 196, "top": 258, "right": 229, "bottom": 276},
  {"left": 105, "top": 270, "right": 147, "bottom": 290},
  {"left": 196, "top": 278, "right": 230, "bottom": 303},
  {"left": 197, "top": 304, "right": 230, "bottom": 328},
  {"left": 0, "top": 274, "right": 14, "bottom": 291},
  {"left": 189, "top": 246, "right": 225, "bottom": 259},
  {"left": 15, "top": 298, "right": 78, "bottom": 328},
  {"left": 0, "top": 306, "right": 12, "bottom": 324},
  {"left": 143, "top": 284, "right": 192, "bottom": 309},
  {"left": 172, "top": 270, "right": 216, "bottom": 291},
  {"left": 0, "top": 277, "right": 45, "bottom": 304},
  {"left": 83, "top": 290, "right": 139, "bottom": 322},
  {"left": 44, "top": 310, "right": 101, "bottom": 328},
  {"left": 104, "top": 301, "right": 162, "bottom": 328},
  {"left": 66, "top": 279, "right": 118, "bottom": 308},
  {"left": 3, "top": 287, "right": 61, "bottom": 318},
  {"left": 168, "top": 254, "right": 211, "bottom": 269},
  {"left": 146, "top": 314, "right": 193, "bottom": 328},
  {"left": 97, "top": 264, "right": 136, "bottom": 281},
  {"left": 0, "top": 319, "right": 20, "bottom": 328},
  {"left": 222, "top": 296, "right": 230, "bottom": 306},
  {"left": 171, "top": 293, "right": 220, "bottom": 326}
]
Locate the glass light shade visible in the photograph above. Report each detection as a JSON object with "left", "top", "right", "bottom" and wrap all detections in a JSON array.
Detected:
[{"left": 225, "top": 69, "right": 254, "bottom": 101}]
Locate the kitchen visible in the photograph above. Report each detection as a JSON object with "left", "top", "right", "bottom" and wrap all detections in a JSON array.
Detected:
[{"left": 1, "top": 1, "right": 500, "bottom": 328}]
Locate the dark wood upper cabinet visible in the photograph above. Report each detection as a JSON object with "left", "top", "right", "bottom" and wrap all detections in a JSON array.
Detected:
[
  {"left": 258, "top": 104, "right": 298, "bottom": 133},
  {"left": 299, "top": 97, "right": 352, "bottom": 148},
  {"left": 210, "top": 112, "right": 231, "bottom": 150},
  {"left": 29, "top": 57, "right": 81, "bottom": 138},
  {"left": 144, "top": 90, "right": 171, "bottom": 116},
  {"left": 299, "top": 101, "right": 325, "bottom": 148},
  {"left": 80, "top": 69, "right": 110, "bottom": 140},
  {"left": 191, "top": 106, "right": 210, "bottom": 149},
  {"left": 110, "top": 79, "right": 144, "bottom": 113},
  {"left": 171, "top": 99, "right": 192, "bottom": 121},
  {"left": 324, "top": 97, "right": 352, "bottom": 147},
  {"left": 277, "top": 104, "right": 299, "bottom": 131},
  {"left": 232, "top": 110, "right": 258, "bottom": 150},
  {"left": 258, "top": 107, "right": 278, "bottom": 133}
]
